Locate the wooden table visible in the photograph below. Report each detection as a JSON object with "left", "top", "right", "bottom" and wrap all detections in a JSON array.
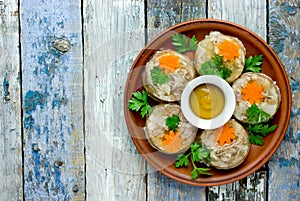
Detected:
[{"left": 0, "top": 0, "right": 299, "bottom": 200}]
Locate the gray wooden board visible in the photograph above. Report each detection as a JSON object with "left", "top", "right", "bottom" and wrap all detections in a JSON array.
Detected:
[
  {"left": 83, "top": 0, "right": 147, "bottom": 200},
  {"left": 0, "top": 0, "right": 22, "bottom": 200},
  {"left": 20, "top": 0, "right": 85, "bottom": 200}
]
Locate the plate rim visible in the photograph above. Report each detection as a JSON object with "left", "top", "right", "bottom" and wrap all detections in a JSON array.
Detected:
[{"left": 124, "top": 18, "right": 292, "bottom": 186}]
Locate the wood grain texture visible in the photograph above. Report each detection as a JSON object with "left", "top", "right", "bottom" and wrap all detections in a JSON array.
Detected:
[
  {"left": 146, "top": 1, "right": 207, "bottom": 200},
  {"left": 208, "top": 0, "right": 267, "bottom": 39},
  {"left": 0, "top": 0, "right": 22, "bottom": 200},
  {"left": 207, "top": 0, "right": 268, "bottom": 200},
  {"left": 147, "top": 0, "right": 206, "bottom": 41},
  {"left": 83, "top": 0, "right": 147, "bottom": 200},
  {"left": 268, "top": 0, "right": 300, "bottom": 200},
  {"left": 20, "top": 0, "right": 85, "bottom": 200}
]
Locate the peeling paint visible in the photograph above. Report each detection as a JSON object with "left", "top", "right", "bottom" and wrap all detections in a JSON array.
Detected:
[
  {"left": 32, "top": 149, "right": 41, "bottom": 184},
  {"left": 278, "top": 157, "right": 299, "bottom": 168},
  {"left": 24, "top": 115, "right": 34, "bottom": 130},
  {"left": 2, "top": 72, "right": 10, "bottom": 101},
  {"left": 24, "top": 90, "right": 48, "bottom": 114},
  {"left": 52, "top": 93, "right": 68, "bottom": 109}
]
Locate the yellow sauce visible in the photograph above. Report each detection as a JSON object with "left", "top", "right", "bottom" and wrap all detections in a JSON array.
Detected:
[{"left": 189, "top": 84, "right": 225, "bottom": 119}]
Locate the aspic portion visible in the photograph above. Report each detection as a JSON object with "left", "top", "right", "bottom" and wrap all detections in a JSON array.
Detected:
[
  {"left": 199, "top": 119, "right": 250, "bottom": 169},
  {"left": 142, "top": 49, "right": 196, "bottom": 102},
  {"left": 194, "top": 31, "right": 246, "bottom": 82},
  {"left": 144, "top": 104, "right": 197, "bottom": 154},
  {"left": 232, "top": 72, "right": 281, "bottom": 124}
]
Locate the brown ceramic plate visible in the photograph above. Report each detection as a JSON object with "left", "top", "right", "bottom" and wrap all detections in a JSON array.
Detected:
[{"left": 124, "top": 19, "right": 291, "bottom": 186}]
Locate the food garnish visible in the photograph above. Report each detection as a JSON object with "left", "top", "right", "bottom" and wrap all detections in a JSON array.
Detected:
[
  {"left": 214, "top": 123, "right": 236, "bottom": 145},
  {"left": 200, "top": 55, "right": 232, "bottom": 79},
  {"left": 175, "top": 142, "right": 212, "bottom": 179},
  {"left": 241, "top": 81, "right": 264, "bottom": 104},
  {"left": 218, "top": 39, "right": 240, "bottom": 61},
  {"left": 172, "top": 34, "right": 198, "bottom": 53},
  {"left": 158, "top": 54, "right": 180, "bottom": 73},
  {"left": 165, "top": 115, "right": 180, "bottom": 131},
  {"left": 127, "top": 90, "right": 152, "bottom": 118},
  {"left": 150, "top": 66, "right": 169, "bottom": 85},
  {"left": 248, "top": 123, "right": 277, "bottom": 145},
  {"left": 162, "top": 115, "right": 183, "bottom": 151},
  {"left": 246, "top": 104, "right": 271, "bottom": 123},
  {"left": 244, "top": 55, "right": 263, "bottom": 73},
  {"left": 162, "top": 130, "right": 184, "bottom": 152}
]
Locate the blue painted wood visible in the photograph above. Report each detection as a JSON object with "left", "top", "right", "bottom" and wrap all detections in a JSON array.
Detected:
[
  {"left": 268, "top": 1, "right": 300, "bottom": 200},
  {"left": 20, "top": 0, "right": 84, "bottom": 200}
]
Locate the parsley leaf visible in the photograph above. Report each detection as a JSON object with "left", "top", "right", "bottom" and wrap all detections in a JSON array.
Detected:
[
  {"left": 247, "top": 123, "right": 277, "bottom": 137},
  {"left": 127, "top": 90, "right": 152, "bottom": 118},
  {"left": 246, "top": 104, "right": 271, "bottom": 124},
  {"left": 174, "top": 142, "right": 212, "bottom": 180},
  {"left": 244, "top": 55, "right": 263, "bottom": 73},
  {"left": 247, "top": 123, "right": 277, "bottom": 146},
  {"left": 191, "top": 167, "right": 212, "bottom": 179},
  {"left": 200, "top": 55, "right": 232, "bottom": 79},
  {"left": 174, "top": 153, "right": 190, "bottom": 167},
  {"left": 172, "top": 34, "right": 198, "bottom": 53},
  {"left": 150, "top": 66, "right": 169, "bottom": 85},
  {"left": 249, "top": 134, "right": 264, "bottom": 145},
  {"left": 190, "top": 35, "right": 198, "bottom": 51},
  {"left": 166, "top": 115, "right": 180, "bottom": 131}
]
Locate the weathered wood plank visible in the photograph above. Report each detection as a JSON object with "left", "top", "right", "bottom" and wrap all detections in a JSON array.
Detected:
[
  {"left": 208, "top": 0, "right": 267, "bottom": 39},
  {"left": 146, "top": 1, "right": 207, "bottom": 200},
  {"left": 0, "top": 0, "right": 22, "bottom": 200},
  {"left": 207, "top": 169, "right": 267, "bottom": 201},
  {"left": 83, "top": 0, "right": 147, "bottom": 200},
  {"left": 147, "top": 0, "right": 207, "bottom": 41},
  {"left": 20, "top": 0, "right": 85, "bottom": 200},
  {"left": 207, "top": 0, "right": 268, "bottom": 200},
  {"left": 268, "top": 0, "right": 300, "bottom": 200}
]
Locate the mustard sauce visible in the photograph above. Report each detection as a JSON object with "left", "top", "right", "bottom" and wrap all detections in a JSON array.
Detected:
[{"left": 189, "top": 84, "right": 225, "bottom": 119}]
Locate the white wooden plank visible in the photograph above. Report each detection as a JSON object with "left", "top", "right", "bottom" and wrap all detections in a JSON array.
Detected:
[
  {"left": 20, "top": 0, "right": 85, "bottom": 200},
  {"left": 268, "top": 0, "right": 300, "bottom": 200},
  {"left": 208, "top": 0, "right": 267, "bottom": 39},
  {"left": 0, "top": 0, "right": 22, "bottom": 200},
  {"left": 83, "top": 0, "right": 147, "bottom": 200},
  {"left": 207, "top": 0, "right": 268, "bottom": 200},
  {"left": 146, "top": 1, "right": 207, "bottom": 200}
]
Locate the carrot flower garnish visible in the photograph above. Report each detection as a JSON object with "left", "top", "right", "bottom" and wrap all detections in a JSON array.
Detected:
[
  {"left": 241, "top": 81, "right": 264, "bottom": 104},
  {"left": 214, "top": 123, "right": 236, "bottom": 145},
  {"left": 158, "top": 54, "right": 180, "bottom": 73},
  {"left": 218, "top": 39, "right": 240, "bottom": 61},
  {"left": 162, "top": 130, "right": 184, "bottom": 152}
]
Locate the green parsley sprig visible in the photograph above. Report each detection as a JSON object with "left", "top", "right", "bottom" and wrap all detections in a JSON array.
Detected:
[
  {"left": 245, "top": 104, "right": 278, "bottom": 145},
  {"left": 175, "top": 142, "right": 212, "bottom": 180},
  {"left": 248, "top": 123, "right": 277, "bottom": 145},
  {"left": 246, "top": 104, "right": 271, "bottom": 124},
  {"left": 172, "top": 34, "right": 198, "bottom": 53},
  {"left": 127, "top": 90, "right": 152, "bottom": 118},
  {"left": 166, "top": 115, "right": 180, "bottom": 131},
  {"left": 200, "top": 55, "right": 232, "bottom": 79},
  {"left": 244, "top": 55, "right": 263, "bottom": 73},
  {"left": 150, "top": 66, "right": 169, "bottom": 85}
]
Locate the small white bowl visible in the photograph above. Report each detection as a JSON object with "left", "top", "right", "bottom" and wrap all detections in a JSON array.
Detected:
[{"left": 181, "top": 75, "right": 236, "bottom": 129}]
